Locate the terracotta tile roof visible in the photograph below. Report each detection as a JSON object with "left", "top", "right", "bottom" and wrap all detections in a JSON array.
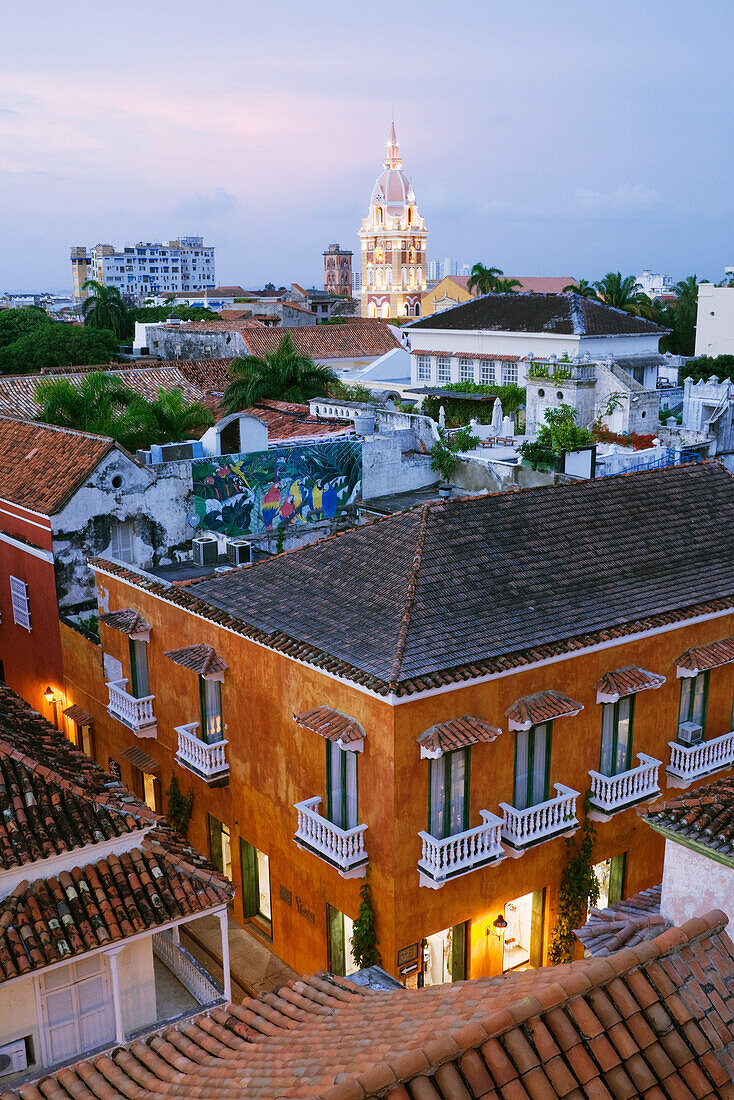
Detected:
[
  {"left": 162, "top": 319, "right": 265, "bottom": 332},
  {"left": 575, "top": 885, "right": 670, "bottom": 956},
  {"left": 239, "top": 320, "right": 401, "bottom": 361},
  {"left": 91, "top": 463, "right": 734, "bottom": 698},
  {"left": 11, "top": 911, "right": 734, "bottom": 1100},
  {"left": 410, "top": 351, "right": 520, "bottom": 361},
  {"left": 121, "top": 744, "right": 159, "bottom": 772},
  {"left": 594, "top": 665, "right": 667, "bottom": 702},
  {"left": 676, "top": 636, "right": 734, "bottom": 674},
  {"left": 98, "top": 608, "right": 152, "bottom": 635},
  {"left": 164, "top": 643, "right": 228, "bottom": 676},
  {"left": 411, "top": 291, "right": 667, "bottom": 335},
  {"left": 245, "top": 399, "right": 354, "bottom": 440},
  {"left": 0, "top": 842, "right": 230, "bottom": 983},
  {"left": 644, "top": 775, "right": 734, "bottom": 861},
  {"left": 61, "top": 704, "right": 93, "bottom": 725},
  {"left": 0, "top": 419, "right": 118, "bottom": 514},
  {"left": 417, "top": 717, "right": 502, "bottom": 757},
  {"left": 505, "top": 689, "right": 584, "bottom": 730},
  {"left": 293, "top": 706, "right": 365, "bottom": 747}
]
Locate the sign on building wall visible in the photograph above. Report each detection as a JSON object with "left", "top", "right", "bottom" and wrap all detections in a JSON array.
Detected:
[{"left": 192, "top": 440, "right": 362, "bottom": 537}]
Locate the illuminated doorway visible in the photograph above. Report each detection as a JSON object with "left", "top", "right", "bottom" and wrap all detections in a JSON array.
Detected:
[
  {"left": 592, "top": 853, "right": 626, "bottom": 910},
  {"left": 422, "top": 921, "right": 467, "bottom": 986},
  {"left": 503, "top": 889, "right": 545, "bottom": 972}
]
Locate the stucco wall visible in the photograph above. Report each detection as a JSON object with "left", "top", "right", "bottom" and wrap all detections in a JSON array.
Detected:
[
  {"left": 0, "top": 539, "right": 63, "bottom": 714},
  {"left": 117, "top": 938, "right": 157, "bottom": 1034},
  {"left": 145, "top": 326, "right": 246, "bottom": 361},
  {"left": 695, "top": 283, "right": 734, "bottom": 357},
  {"left": 0, "top": 975, "right": 40, "bottom": 1081},
  {"left": 661, "top": 838, "right": 734, "bottom": 927}
]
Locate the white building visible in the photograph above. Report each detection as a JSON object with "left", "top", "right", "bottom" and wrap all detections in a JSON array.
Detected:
[
  {"left": 636, "top": 269, "right": 674, "bottom": 299},
  {"left": 71, "top": 237, "right": 216, "bottom": 303},
  {"left": 694, "top": 281, "right": 734, "bottom": 357}
]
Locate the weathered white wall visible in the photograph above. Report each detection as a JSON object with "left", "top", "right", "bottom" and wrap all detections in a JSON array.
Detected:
[
  {"left": 682, "top": 377, "right": 734, "bottom": 456},
  {"left": 117, "top": 939, "right": 157, "bottom": 1035},
  {"left": 0, "top": 976, "right": 39, "bottom": 1081},
  {"left": 695, "top": 283, "right": 734, "bottom": 357},
  {"left": 361, "top": 432, "right": 438, "bottom": 499},
  {"left": 199, "top": 413, "right": 269, "bottom": 457},
  {"left": 661, "top": 838, "right": 734, "bottom": 927}
]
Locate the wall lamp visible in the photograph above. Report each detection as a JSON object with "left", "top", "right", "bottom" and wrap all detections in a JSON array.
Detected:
[
  {"left": 44, "top": 686, "right": 55, "bottom": 704},
  {"left": 492, "top": 914, "right": 508, "bottom": 938}
]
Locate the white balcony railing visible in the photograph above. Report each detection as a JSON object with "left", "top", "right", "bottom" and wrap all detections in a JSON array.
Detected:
[
  {"left": 667, "top": 730, "right": 734, "bottom": 786},
  {"left": 499, "top": 783, "right": 580, "bottom": 852},
  {"left": 294, "top": 796, "right": 368, "bottom": 878},
  {"left": 152, "top": 930, "right": 223, "bottom": 1006},
  {"left": 588, "top": 753, "right": 661, "bottom": 816},
  {"left": 418, "top": 810, "right": 504, "bottom": 888},
  {"left": 175, "top": 722, "right": 229, "bottom": 781},
  {"left": 106, "top": 679, "right": 157, "bottom": 737}
]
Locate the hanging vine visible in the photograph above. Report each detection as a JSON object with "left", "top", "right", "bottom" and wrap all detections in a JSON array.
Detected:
[
  {"left": 350, "top": 875, "right": 382, "bottom": 969},
  {"left": 166, "top": 773, "right": 194, "bottom": 838},
  {"left": 547, "top": 808, "right": 600, "bottom": 965}
]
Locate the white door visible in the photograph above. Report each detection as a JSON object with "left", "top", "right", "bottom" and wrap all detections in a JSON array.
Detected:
[{"left": 41, "top": 957, "right": 115, "bottom": 1064}]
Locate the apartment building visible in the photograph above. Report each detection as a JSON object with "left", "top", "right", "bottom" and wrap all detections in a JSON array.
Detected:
[
  {"left": 71, "top": 237, "right": 215, "bottom": 302},
  {"left": 56, "top": 462, "right": 734, "bottom": 986}
]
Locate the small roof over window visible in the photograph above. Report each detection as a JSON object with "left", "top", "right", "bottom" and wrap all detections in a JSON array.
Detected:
[
  {"left": 417, "top": 716, "right": 502, "bottom": 760},
  {"left": 99, "top": 608, "right": 152, "bottom": 637},
  {"left": 293, "top": 706, "right": 365, "bottom": 751},
  {"left": 505, "top": 690, "right": 583, "bottom": 732},
  {"left": 675, "top": 637, "right": 734, "bottom": 678},
  {"left": 164, "top": 644, "right": 228, "bottom": 678},
  {"left": 594, "top": 666, "right": 666, "bottom": 704},
  {"left": 62, "top": 704, "right": 93, "bottom": 725},
  {"left": 122, "top": 745, "right": 159, "bottom": 773}
]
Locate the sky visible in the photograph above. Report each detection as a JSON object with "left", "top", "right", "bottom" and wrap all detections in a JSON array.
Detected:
[{"left": 1, "top": 0, "right": 733, "bottom": 293}]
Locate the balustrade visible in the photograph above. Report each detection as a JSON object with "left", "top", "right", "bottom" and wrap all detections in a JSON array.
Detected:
[
  {"left": 667, "top": 731, "right": 734, "bottom": 786},
  {"left": 175, "top": 722, "right": 229, "bottom": 780},
  {"left": 418, "top": 810, "right": 504, "bottom": 888},
  {"left": 107, "top": 679, "right": 157, "bottom": 737},
  {"left": 588, "top": 753, "right": 661, "bottom": 816},
  {"left": 499, "top": 784, "right": 580, "bottom": 853},
  {"left": 294, "top": 797, "right": 367, "bottom": 878}
]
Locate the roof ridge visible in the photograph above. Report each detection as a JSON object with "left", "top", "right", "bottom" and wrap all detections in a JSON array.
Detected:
[
  {"left": 0, "top": 416, "right": 118, "bottom": 448},
  {"left": 387, "top": 504, "right": 431, "bottom": 689}
]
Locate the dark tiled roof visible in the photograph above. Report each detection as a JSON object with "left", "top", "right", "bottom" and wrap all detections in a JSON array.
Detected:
[
  {"left": 99, "top": 608, "right": 152, "bottom": 635},
  {"left": 164, "top": 643, "right": 228, "bottom": 676},
  {"left": 239, "top": 320, "right": 401, "bottom": 360},
  {"left": 92, "top": 463, "right": 734, "bottom": 697},
  {"left": 247, "top": 399, "right": 353, "bottom": 439},
  {"left": 417, "top": 717, "right": 502, "bottom": 756},
  {"left": 61, "top": 704, "right": 93, "bottom": 725},
  {"left": 293, "top": 706, "right": 365, "bottom": 746},
  {"left": 0, "top": 419, "right": 117, "bottom": 515},
  {"left": 121, "top": 744, "right": 159, "bottom": 772},
  {"left": 644, "top": 775, "right": 734, "bottom": 861},
  {"left": 594, "top": 665, "right": 666, "bottom": 701},
  {"left": 410, "top": 291, "right": 667, "bottom": 335},
  {"left": 676, "top": 636, "right": 734, "bottom": 674},
  {"left": 575, "top": 885, "right": 670, "bottom": 956},
  {"left": 505, "top": 689, "right": 584, "bottom": 730},
  {"left": 10, "top": 912, "right": 734, "bottom": 1100}
]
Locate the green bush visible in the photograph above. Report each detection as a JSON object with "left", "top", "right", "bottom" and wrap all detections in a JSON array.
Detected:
[
  {"left": 0, "top": 325, "right": 119, "bottom": 374},
  {"left": 423, "top": 383, "right": 525, "bottom": 427},
  {"left": 680, "top": 354, "right": 734, "bottom": 385},
  {"left": 430, "top": 425, "right": 480, "bottom": 480}
]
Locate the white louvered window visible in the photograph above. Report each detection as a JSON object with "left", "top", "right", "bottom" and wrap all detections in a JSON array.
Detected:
[
  {"left": 10, "top": 577, "right": 30, "bottom": 631},
  {"left": 417, "top": 355, "right": 431, "bottom": 381},
  {"left": 480, "top": 361, "right": 496, "bottom": 385},
  {"left": 502, "top": 361, "right": 519, "bottom": 385},
  {"left": 459, "top": 358, "right": 474, "bottom": 382},
  {"left": 436, "top": 356, "right": 451, "bottom": 383}
]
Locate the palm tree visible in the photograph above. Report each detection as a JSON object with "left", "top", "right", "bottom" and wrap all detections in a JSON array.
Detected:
[
  {"left": 564, "top": 278, "right": 598, "bottom": 300},
  {"left": 495, "top": 277, "right": 522, "bottom": 294},
  {"left": 35, "top": 371, "right": 139, "bottom": 435},
  {"left": 145, "top": 387, "right": 214, "bottom": 443},
  {"left": 672, "top": 275, "right": 700, "bottom": 303},
  {"left": 467, "top": 263, "right": 503, "bottom": 295},
  {"left": 222, "top": 334, "right": 338, "bottom": 413},
  {"left": 592, "top": 272, "right": 645, "bottom": 312},
  {"left": 81, "top": 280, "right": 130, "bottom": 338}
]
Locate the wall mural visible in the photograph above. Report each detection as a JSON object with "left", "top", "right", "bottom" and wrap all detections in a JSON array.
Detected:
[{"left": 192, "top": 440, "right": 363, "bottom": 536}]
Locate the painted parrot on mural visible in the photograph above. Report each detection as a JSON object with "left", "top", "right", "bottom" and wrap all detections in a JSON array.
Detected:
[{"left": 262, "top": 482, "right": 281, "bottom": 528}]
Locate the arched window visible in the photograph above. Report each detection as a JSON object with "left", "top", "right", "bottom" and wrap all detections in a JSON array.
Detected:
[
  {"left": 409, "top": 249, "right": 416, "bottom": 264},
  {"left": 409, "top": 267, "right": 415, "bottom": 286},
  {"left": 407, "top": 207, "right": 412, "bottom": 226},
  {"left": 414, "top": 303, "right": 421, "bottom": 317},
  {"left": 401, "top": 266, "right": 407, "bottom": 286},
  {"left": 368, "top": 302, "right": 376, "bottom": 318},
  {"left": 367, "top": 268, "right": 373, "bottom": 287},
  {"left": 386, "top": 267, "right": 392, "bottom": 287},
  {"left": 375, "top": 206, "right": 383, "bottom": 227},
  {"left": 404, "top": 303, "right": 410, "bottom": 316},
  {"left": 376, "top": 268, "right": 384, "bottom": 289},
  {"left": 381, "top": 302, "right": 390, "bottom": 319}
]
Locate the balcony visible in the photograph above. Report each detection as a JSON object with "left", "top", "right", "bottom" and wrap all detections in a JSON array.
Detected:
[
  {"left": 175, "top": 723, "right": 229, "bottom": 785},
  {"left": 294, "top": 797, "right": 368, "bottom": 879},
  {"left": 418, "top": 810, "right": 504, "bottom": 889},
  {"left": 499, "top": 784, "right": 580, "bottom": 856},
  {"left": 588, "top": 753, "right": 661, "bottom": 820},
  {"left": 667, "top": 730, "right": 734, "bottom": 788},
  {"left": 107, "top": 679, "right": 157, "bottom": 738}
]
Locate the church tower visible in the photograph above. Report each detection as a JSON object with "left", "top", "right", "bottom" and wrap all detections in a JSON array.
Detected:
[{"left": 359, "top": 123, "right": 427, "bottom": 319}]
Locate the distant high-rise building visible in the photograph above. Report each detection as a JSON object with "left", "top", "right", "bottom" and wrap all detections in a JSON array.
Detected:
[
  {"left": 351, "top": 271, "right": 362, "bottom": 292},
  {"left": 70, "top": 237, "right": 216, "bottom": 303},
  {"left": 359, "top": 123, "right": 427, "bottom": 318},
  {"left": 323, "top": 243, "right": 353, "bottom": 298},
  {"left": 636, "top": 269, "right": 674, "bottom": 299}
]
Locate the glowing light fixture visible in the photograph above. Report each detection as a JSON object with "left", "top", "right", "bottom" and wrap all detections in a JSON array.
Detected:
[{"left": 44, "top": 686, "right": 55, "bottom": 704}]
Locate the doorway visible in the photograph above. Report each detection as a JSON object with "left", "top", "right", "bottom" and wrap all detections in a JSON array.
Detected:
[
  {"left": 593, "top": 854, "right": 626, "bottom": 910},
  {"left": 326, "top": 904, "right": 356, "bottom": 977},
  {"left": 422, "top": 921, "right": 467, "bottom": 986},
  {"left": 503, "top": 889, "right": 545, "bottom": 971}
]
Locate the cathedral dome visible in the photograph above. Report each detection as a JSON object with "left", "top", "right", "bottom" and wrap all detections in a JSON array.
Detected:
[{"left": 371, "top": 167, "right": 414, "bottom": 217}]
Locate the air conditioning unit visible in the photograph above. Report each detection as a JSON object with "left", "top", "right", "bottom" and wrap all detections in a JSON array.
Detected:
[
  {"left": 227, "top": 538, "right": 252, "bottom": 566},
  {"left": 678, "top": 721, "right": 703, "bottom": 745},
  {"left": 0, "top": 1038, "right": 29, "bottom": 1076},
  {"left": 150, "top": 440, "right": 204, "bottom": 463},
  {"left": 192, "top": 535, "right": 218, "bottom": 567}
]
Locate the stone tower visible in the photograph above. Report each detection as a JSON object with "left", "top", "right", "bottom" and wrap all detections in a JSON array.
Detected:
[{"left": 323, "top": 244, "right": 353, "bottom": 298}]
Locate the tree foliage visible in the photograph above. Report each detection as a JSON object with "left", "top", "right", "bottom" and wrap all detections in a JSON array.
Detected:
[
  {"left": 519, "top": 404, "right": 594, "bottom": 469},
  {"left": 467, "top": 264, "right": 520, "bottom": 295},
  {"left": 0, "top": 306, "right": 54, "bottom": 349},
  {"left": 548, "top": 814, "right": 600, "bottom": 965},
  {"left": 222, "top": 334, "right": 337, "bottom": 411},
  {"left": 349, "top": 877, "right": 382, "bottom": 970},
  {"left": 422, "top": 383, "right": 526, "bottom": 427},
  {"left": 564, "top": 279, "right": 598, "bottom": 299},
  {"left": 592, "top": 272, "right": 645, "bottom": 312},
  {"left": 681, "top": 353, "right": 734, "bottom": 384},
  {"left": 0, "top": 325, "right": 119, "bottom": 374},
  {"left": 430, "top": 425, "right": 480, "bottom": 480},
  {"left": 134, "top": 304, "right": 222, "bottom": 323},
  {"left": 165, "top": 773, "right": 194, "bottom": 838},
  {"left": 82, "top": 280, "right": 132, "bottom": 339}
]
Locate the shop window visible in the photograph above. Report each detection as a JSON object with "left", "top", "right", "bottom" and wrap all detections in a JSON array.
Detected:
[
  {"left": 326, "top": 903, "right": 357, "bottom": 977},
  {"left": 679, "top": 671, "right": 708, "bottom": 732},
  {"left": 327, "top": 741, "right": 358, "bottom": 830},
  {"left": 513, "top": 723, "right": 551, "bottom": 810},
  {"left": 208, "top": 814, "right": 232, "bottom": 880},
  {"left": 599, "top": 696, "right": 634, "bottom": 776},
  {"left": 428, "top": 748, "right": 469, "bottom": 839},
  {"left": 503, "top": 889, "right": 545, "bottom": 971},
  {"left": 240, "top": 839, "right": 272, "bottom": 932},
  {"left": 199, "top": 676, "right": 223, "bottom": 743},
  {"left": 128, "top": 638, "right": 150, "bottom": 698},
  {"left": 422, "top": 921, "right": 467, "bottom": 985}
]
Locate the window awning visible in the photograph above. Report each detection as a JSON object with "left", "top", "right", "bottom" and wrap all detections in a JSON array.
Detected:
[
  {"left": 417, "top": 716, "right": 502, "bottom": 760},
  {"left": 121, "top": 745, "right": 159, "bottom": 773},
  {"left": 293, "top": 707, "right": 365, "bottom": 752},
  {"left": 63, "top": 704, "right": 94, "bottom": 725},
  {"left": 594, "top": 666, "right": 666, "bottom": 704},
  {"left": 99, "top": 609, "right": 152, "bottom": 638},
  {"left": 676, "top": 637, "right": 734, "bottom": 678},
  {"left": 505, "top": 690, "right": 583, "bottom": 732},
  {"left": 164, "top": 644, "right": 228, "bottom": 679}
]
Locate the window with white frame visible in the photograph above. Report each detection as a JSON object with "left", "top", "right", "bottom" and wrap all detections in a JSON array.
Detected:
[
  {"left": 479, "top": 361, "right": 496, "bottom": 385},
  {"left": 436, "top": 356, "right": 451, "bottom": 383},
  {"left": 417, "top": 355, "right": 431, "bottom": 381},
  {"left": 110, "top": 520, "right": 134, "bottom": 564},
  {"left": 459, "top": 357, "right": 474, "bottom": 382},
  {"left": 502, "top": 361, "right": 519, "bottom": 385},
  {"left": 9, "top": 577, "right": 30, "bottom": 631}
]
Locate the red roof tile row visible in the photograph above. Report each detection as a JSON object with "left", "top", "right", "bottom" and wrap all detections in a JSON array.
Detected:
[
  {"left": 417, "top": 716, "right": 503, "bottom": 756},
  {"left": 164, "top": 643, "right": 228, "bottom": 676},
  {"left": 99, "top": 608, "right": 152, "bottom": 635},
  {"left": 594, "top": 665, "right": 667, "bottom": 701},
  {"left": 505, "top": 689, "right": 584, "bottom": 731},
  {"left": 676, "top": 636, "right": 734, "bottom": 675},
  {"left": 293, "top": 706, "right": 365, "bottom": 747}
]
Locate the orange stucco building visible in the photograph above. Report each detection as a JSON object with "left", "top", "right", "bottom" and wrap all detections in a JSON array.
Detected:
[{"left": 59, "top": 463, "right": 734, "bottom": 986}]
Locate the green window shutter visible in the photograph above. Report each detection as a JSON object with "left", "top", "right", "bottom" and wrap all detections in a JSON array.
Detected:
[
  {"left": 326, "top": 904, "right": 345, "bottom": 976},
  {"left": 451, "top": 921, "right": 467, "bottom": 981},
  {"left": 129, "top": 638, "right": 139, "bottom": 698},
  {"left": 208, "top": 814, "right": 223, "bottom": 873},
  {"left": 529, "top": 888, "right": 546, "bottom": 968},
  {"left": 608, "top": 853, "right": 626, "bottom": 906},
  {"left": 240, "top": 839, "right": 259, "bottom": 919}
]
